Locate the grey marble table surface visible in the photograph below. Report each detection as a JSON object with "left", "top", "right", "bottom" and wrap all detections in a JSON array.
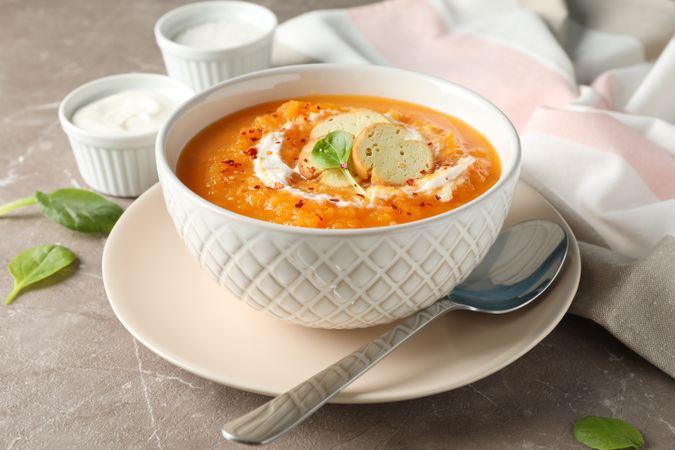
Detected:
[{"left": 0, "top": 0, "right": 673, "bottom": 449}]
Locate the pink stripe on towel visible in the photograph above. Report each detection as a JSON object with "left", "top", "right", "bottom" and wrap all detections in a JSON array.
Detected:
[
  {"left": 528, "top": 108, "right": 675, "bottom": 200},
  {"left": 591, "top": 73, "right": 613, "bottom": 109},
  {"left": 348, "top": 0, "right": 577, "bottom": 129}
]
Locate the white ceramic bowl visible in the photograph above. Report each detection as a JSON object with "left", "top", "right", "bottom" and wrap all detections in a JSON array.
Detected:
[
  {"left": 154, "top": 1, "right": 277, "bottom": 92},
  {"left": 156, "top": 64, "right": 521, "bottom": 329},
  {"left": 59, "top": 73, "right": 194, "bottom": 197}
]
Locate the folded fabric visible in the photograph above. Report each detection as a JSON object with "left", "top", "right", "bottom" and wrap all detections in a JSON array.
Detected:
[{"left": 273, "top": 0, "right": 675, "bottom": 377}]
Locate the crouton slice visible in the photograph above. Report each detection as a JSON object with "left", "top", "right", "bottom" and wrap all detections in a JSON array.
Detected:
[
  {"left": 296, "top": 139, "right": 352, "bottom": 187},
  {"left": 297, "top": 139, "right": 321, "bottom": 179},
  {"left": 299, "top": 109, "right": 387, "bottom": 180},
  {"left": 352, "top": 123, "right": 434, "bottom": 186},
  {"left": 310, "top": 109, "right": 388, "bottom": 140},
  {"left": 318, "top": 169, "right": 351, "bottom": 187}
]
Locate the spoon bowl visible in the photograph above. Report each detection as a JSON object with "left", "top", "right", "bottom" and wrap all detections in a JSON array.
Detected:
[
  {"left": 452, "top": 220, "right": 567, "bottom": 312},
  {"left": 222, "top": 219, "right": 568, "bottom": 445}
]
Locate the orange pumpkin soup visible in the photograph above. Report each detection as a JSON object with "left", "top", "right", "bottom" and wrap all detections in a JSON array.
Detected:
[{"left": 177, "top": 95, "right": 501, "bottom": 229}]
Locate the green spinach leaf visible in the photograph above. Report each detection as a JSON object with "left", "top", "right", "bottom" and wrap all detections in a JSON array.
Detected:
[
  {"left": 312, "top": 130, "right": 353, "bottom": 169},
  {"left": 0, "top": 188, "right": 123, "bottom": 233},
  {"left": 4, "top": 244, "right": 77, "bottom": 305},
  {"left": 0, "top": 195, "right": 37, "bottom": 216},
  {"left": 574, "top": 416, "right": 645, "bottom": 450},
  {"left": 312, "top": 131, "right": 366, "bottom": 196},
  {"left": 35, "top": 189, "right": 123, "bottom": 233}
]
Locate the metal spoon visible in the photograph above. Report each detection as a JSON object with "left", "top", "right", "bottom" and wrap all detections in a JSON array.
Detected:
[{"left": 222, "top": 219, "right": 568, "bottom": 445}]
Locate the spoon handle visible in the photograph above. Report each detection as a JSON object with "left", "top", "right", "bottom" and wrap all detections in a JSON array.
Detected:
[{"left": 221, "top": 297, "right": 460, "bottom": 445}]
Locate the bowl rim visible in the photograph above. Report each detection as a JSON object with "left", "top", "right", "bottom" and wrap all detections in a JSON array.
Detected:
[
  {"left": 154, "top": 0, "right": 278, "bottom": 58},
  {"left": 156, "top": 63, "right": 521, "bottom": 237},
  {"left": 58, "top": 72, "right": 195, "bottom": 146}
]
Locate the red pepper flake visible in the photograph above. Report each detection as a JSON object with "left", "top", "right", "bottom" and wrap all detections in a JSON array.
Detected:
[
  {"left": 316, "top": 106, "right": 321, "bottom": 110},
  {"left": 427, "top": 141, "right": 432, "bottom": 146},
  {"left": 419, "top": 169, "right": 427, "bottom": 175},
  {"left": 254, "top": 185, "right": 260, "bottom": 190},
  {"left": 419, "top": 201, "right": 426, "bottom": 207},
  {"left": 249, "top": 136, "right": 259, "bottom": 142},
  {"left": 303, "top": 158, "right": 308, "bottom": 163},
  {"left": 329, "top": 198, "right": 340, "bottom": 202},
  {"left": 224, "top": 159, "right": 235, "bottom": 165},
  {"left": 308, "top": 167, "right": 316, "bottom": 174},
  {"left": 406, "top": 212, "right": 412, "bottom": 216},
  {"left": 307, "top": 187, "right": 314, "bottom": 191},
  {"left": 434, "top": 195, "right": 441, "bottom": 201},
  {"left": 245, "top": 147, "right": 258, "bottom": 158},
  {"left": 223, "top": 159, "right": 241, "bottom": 168},
  {"left": 315, "top": 213, "right": 324, "bottom": 221},
  {"left": 405, "top": 179, "right": 414, "bottom": 186},
  {"left": 356, "top": 194, "right": 365, "bottom": 198},
  {"left": 391, "top": 204, "right": 399, "bottom": 211},
  {"left": 240, "top": 131, "right": 246, "bottom": 136},
  {"left": 300, "top": 138, "right": 307, "bottom": 143}
]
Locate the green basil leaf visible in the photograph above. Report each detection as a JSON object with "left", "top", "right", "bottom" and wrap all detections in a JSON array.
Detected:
[
  {"left": 4, "top": 244, "right": 77, "bottom": 305},
  {"left": 311, "top": 130, "right": 354, "bottom": 169},
  {"left": 35, "top": 188, "right": 123, "bottom": 233},
  {"left": 574, "top": 416, "right": 645, "bottom": 450}
]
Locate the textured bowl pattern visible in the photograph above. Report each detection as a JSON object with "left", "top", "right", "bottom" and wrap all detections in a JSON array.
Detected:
[{"left": 160, "top": 174, "right": 516, "bottom": 329}]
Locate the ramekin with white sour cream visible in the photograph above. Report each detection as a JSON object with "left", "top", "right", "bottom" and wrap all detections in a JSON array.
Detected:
[{"left": 59, "top": 73, "right": 194, "bottom": 197}]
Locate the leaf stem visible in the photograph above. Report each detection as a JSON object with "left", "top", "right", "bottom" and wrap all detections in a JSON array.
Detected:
[
  {"left": 4, "top": 284, "right": 21, "bottom": 305},
  {"left": 341, "top": 169, "right": 367, "bottom": 197},
  {"left": 0, "top": 195, "right": 37, "bottom": 217}
]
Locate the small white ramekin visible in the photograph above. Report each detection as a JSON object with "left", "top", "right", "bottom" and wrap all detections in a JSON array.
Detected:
[
  {"left": 59, "top": 73, "right": 194, "bottom": 197},
  {"left": 154, "top": 1, "right": 277, "bottom": 92}
]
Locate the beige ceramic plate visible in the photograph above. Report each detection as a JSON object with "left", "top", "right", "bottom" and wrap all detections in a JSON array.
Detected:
[{"left": 103, "top": 182, "right": 580, "bottom": 404}]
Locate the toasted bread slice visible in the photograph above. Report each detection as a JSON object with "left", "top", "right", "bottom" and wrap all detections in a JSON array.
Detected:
[
  {"left": 297, "top": 139, "right": 321, "bottom": 179},
  {"left": 352, "top": 123, "right": 434, "bottom": 186},
  {"left": 300, "top": 109, "right": 387, "bottom": 180},
  {"left": 318, "top": 169, "right": 351, "bottom": 187},
  {"left": 310, "top": 110, "right": 388, "bottom": 140}
]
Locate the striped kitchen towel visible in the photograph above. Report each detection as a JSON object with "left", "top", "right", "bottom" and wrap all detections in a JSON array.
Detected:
[{"left": 273, "top": 0, "right": 675, "bottom": 377}]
